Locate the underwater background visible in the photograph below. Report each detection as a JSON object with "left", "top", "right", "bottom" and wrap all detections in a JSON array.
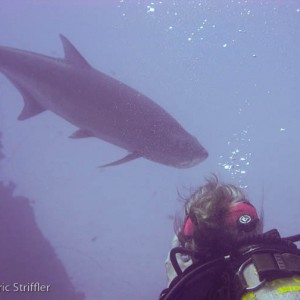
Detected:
[{"left": 0, "top": 1, "right": 299, "bottom": 299}]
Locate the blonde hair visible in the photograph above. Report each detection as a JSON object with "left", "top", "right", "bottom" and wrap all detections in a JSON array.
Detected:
[{"left": 177, "top": 175, "right": 263, "bottom": 255}]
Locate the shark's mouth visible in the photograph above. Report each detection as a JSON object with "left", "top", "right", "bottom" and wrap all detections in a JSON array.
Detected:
[
  {"left": 175, "top": 157, "right": 204, "bottom": 169},
  {"left": 175, "top": 151, "right": 208, "bottom": 168}
]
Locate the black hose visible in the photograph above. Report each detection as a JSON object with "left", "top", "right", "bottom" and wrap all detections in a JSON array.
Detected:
[
  {"left": 285, "top": 234, "right": 300, "bottom": 243},
  {"left": 162, "top": 257, "right": 227, "bottom": 300}
]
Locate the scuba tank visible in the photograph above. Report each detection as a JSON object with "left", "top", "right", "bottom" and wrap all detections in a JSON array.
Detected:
[
  {"left": 159, "top": 230, "right": 300, "bottom": 300},
  {"left": 239, "top": 262, "right": 300, "bottom": 299}
]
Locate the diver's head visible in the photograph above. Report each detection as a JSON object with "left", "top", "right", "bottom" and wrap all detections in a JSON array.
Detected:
[{"left": 177, "top": 175, "right": 262, "bottom": 257}]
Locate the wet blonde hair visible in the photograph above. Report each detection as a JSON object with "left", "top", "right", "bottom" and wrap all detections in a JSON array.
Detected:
[{"left": 177, "top": 175, "right": 263, "bottom": 256}]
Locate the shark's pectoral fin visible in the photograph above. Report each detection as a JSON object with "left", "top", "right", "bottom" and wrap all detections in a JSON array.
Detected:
[
  {"left": 69, "top": 129, "right": 94, "bottom": 139},
  {"left": 99, "top": 152, "right": 142, "bottom": 168},
  {"left": 18, "top": 94, "right": 46, "bottom": 120},
  {"left": 5, "top": 76, "right": 46, "bottom": 121},
  {"left": 59, "top": 34, "right": 91, "bottom": 68}
]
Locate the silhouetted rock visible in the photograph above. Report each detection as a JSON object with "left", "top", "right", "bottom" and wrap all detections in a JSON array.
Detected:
[
  {"left": 0, "top": 182, "right": 85, "bottom": 300},
  {"left": 0, "top": 130, "right": 4, "bottom": 160}
]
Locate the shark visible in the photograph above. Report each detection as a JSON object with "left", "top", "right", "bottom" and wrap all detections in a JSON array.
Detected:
[{"left": 0, "top": 34, "right": 208, "bottom": 168}]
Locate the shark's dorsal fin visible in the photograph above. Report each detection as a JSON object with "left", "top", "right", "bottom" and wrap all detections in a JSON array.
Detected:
[
  {"left": 59, "top": 34, "right": 91, "bottom": 68},
  {"left": 99, "top": 152, "right": 142, "bottom": 168}
]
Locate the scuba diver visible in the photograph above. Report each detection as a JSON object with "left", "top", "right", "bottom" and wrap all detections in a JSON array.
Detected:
[{"left": 160, "top": 176, "right": 300, "bottom": 299}]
